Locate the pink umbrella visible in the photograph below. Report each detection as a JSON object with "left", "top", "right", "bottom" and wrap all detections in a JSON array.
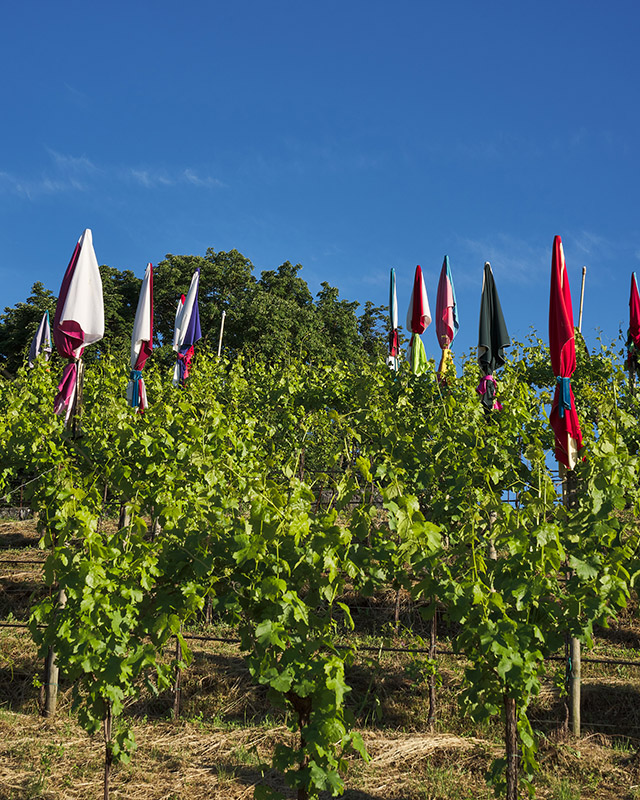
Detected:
[
  {"left": 53, "top": 229, "right": 104, "bottom": 422},
  {"left": 435, "top": 255, "right": 459, "bottom": 378},
  {"left": 549, "top": 235, "right": 583, "bottom": 469},
  {"left": 406, "top": 265, "right": 431, "bottom": 375}
]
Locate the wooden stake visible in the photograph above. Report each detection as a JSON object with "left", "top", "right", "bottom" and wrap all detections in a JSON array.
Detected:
[
  {"left": 44, "top": 359, "right": 85, "bottom": 716},
  {"left": 104, "top": 701, "right": 113, "bottom": 800},
  {"left": 43, "top": 588, "right": 67, "bottom": 717},
  {"left": 427, "top": 598, "right": 437, "bottom": 732},
  {"left": 173, "top": 635, "right": 182, "bottom": 720},
  {"left": 560, "top": 463, "right": 581, "bottom": 737},
  {"left": 504, "top": 695, "right": 519, "bottom": 800},
  {"left": 570, "top": 636, "right": 581, "bottom": 737}
]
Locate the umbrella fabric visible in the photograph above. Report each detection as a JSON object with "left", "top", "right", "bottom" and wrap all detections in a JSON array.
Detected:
[
  {"left": 172, "top": 268, "right": 202, "bottom": 385},
  {"left": 126, "top": 263, "right": 153, "bottom": 410},
  {"left": 549, "top": 235, "right": 583, "bottom": 469},
  {"left": 52, "top": 229, "right": 104, "bottom": 420},
  {"left": 435, "top": 255, "right": 459, "bottom": 378},
  {"left": 28, "top": 311, "right": 52, "bottom": 367},
  {"left": 627, "top": 272, "right": 640, "bottom": 372},
  {"left": 387, "top": 268, "right": 399, "bottom": 370},
  {"left": 435, "top": 255, "right": 459, "bottom": 348},
  {"left": 406, "top": 265, "right": 431, "bottom": 375},
  {"left": 477, "top": 262, "right": 509, "bottom": 410}
]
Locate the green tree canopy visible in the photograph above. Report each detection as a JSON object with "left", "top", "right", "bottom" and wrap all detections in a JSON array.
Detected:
[
  {"left": 0, "top": 282, "right": 57, "bottom": 373},
  {"left": 0, "top": 248, "right": 388, "bottom": 371}
]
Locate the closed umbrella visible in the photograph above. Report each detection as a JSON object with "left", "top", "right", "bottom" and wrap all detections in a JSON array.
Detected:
[
  {"left": 126, "top": 263, "right": 153, "bottom": 410},
  {"left": 626, "top": 273, "right": 640, "bottom": 391},
  {"left": 28, "top": 310, "right": 52, "bottom": 367},
  {"left": 172, "top": 268, "right": 202, "bottom": 385},
  {"left": 549, "top": 236, "right": 583, "bottom": 469},
  {"left": 52, "top": 229, "right": 104, "bottom": 422},
  {"left": 435, "top": 255, "right": 459, "bottom": 379},
  {"left": 406, "top": 265, "right": 431, "bottom": 375},
  {"left": 477, "top": 262, "right": 509, "bottom": 410},
  {"left": 387, "top": 268, "right": 400, "bottom": 370}
]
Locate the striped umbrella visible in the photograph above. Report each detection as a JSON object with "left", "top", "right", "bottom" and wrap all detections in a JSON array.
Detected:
[
  {"left": 435, "top": 255, "right": 459, "bottom": 379},
  {"left": 127, "top": 263, "right": 153, "bottom": 410},
  {"left": 406, "top": 265, "right": 431, "bottom": 375},
  {"left": 28, "top": 311, "right": 52, "bottom": 368},
  {"left": 387, "top": 268, "right": 400, "bottom": 370},
  {"left": 549, "top": 236, "right": 583, "bottom": 469},
  {"left": 172, "top": 268, "right": 202, "bottom": 385},
  {"left": 52, "top": 229, "right": 104, "bottom": 421},
  {"left": 477, "top": 262, "right": 509, "bottom": 410}
]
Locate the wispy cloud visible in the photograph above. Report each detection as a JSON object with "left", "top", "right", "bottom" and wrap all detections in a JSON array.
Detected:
[
  {"left": 183, "top": 169, "right": 224, "bottom": 188},
  {"left": 125, "top": 168, "right": 175, "bottom": 188},
  {"left": 0, "top": 150, "right": 225, "bottom": 199},
  {"left": 569, "top": 230, "right": 610, "bottom": 259},
  {"left": 0, "top": 170, "right": 82, "bottom": 200},
  {"left": 48, "top": 149, "right": 99, "bottom": 176},
  {"left": 456, "top": 234, "right": 549, "bottom": 287},
  {"left": 120, "top": 165, "right": 226, "bottom": 189}
]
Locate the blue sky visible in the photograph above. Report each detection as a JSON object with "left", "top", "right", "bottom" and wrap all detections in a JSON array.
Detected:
[{"left": 2, "top": 0, "right": 639, "bottom": 362}]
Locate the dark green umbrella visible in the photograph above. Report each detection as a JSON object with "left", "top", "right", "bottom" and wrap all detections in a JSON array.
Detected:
[{"left": 477, "top": 261, "right": 510, "bottom": 410}]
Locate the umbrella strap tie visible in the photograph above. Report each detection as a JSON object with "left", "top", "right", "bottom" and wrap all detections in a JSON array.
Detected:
[
  {"left": 130, "top": 369, "right": 143, "bottom": 408},
  {"left": 556, "top": 376, "right": 571, "bottom": 418}
]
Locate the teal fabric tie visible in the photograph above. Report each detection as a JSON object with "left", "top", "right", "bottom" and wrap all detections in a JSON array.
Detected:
[
  {"left": 130, "top": 369, "right": 143, "bottom": 408},
  {"left": 556, "top": 376, "right": 571, "bottom": 418}
]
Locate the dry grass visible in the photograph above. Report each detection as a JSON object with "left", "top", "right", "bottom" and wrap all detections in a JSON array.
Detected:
[
  {"left": 0, "top": 710, "right": 498, "bottom": 800},
  {"left": 5, "top": 522, "right": 640, "bottom": 798}
]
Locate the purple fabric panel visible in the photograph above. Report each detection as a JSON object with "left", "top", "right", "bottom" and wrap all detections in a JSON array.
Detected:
[
  {"left": 53, "top": 242, "right": 82, "bottom": 358},
  {"left": 53, "top": 362, "right": 77, "bottom": 416},
  {"left": 183, "top": 273, "right": 202, "bottom": 347}
]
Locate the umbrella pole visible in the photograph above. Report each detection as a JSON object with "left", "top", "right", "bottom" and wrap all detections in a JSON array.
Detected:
[
  {"left": 578, "top": 267, "right": 587, "bottom": 333},
  {"left": 217, "top": 310, "right": 226, "bottom": 357},
  {"left": 70, "top": 358, "right": 85, "bottom": 439}
]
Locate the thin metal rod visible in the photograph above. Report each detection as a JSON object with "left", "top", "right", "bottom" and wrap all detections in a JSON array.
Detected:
[
  {"left": 217, "top": 310, "right": 226, "bottom": 357},
  {"left": 578, "top": 266, "right": 587, "bottom": 333}
]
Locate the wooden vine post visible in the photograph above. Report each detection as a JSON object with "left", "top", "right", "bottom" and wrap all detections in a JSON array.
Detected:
[
  {"left": 567, "top": 271, "right": 585, "bottom": 739},
  {"left": 44, "top": 359, "right": 83, "bottom": 718},
  {"left": 427, "top": 598, "right": 437, "bottom": 732},
  {"left": 563, "top": 464, "right": 581, "bottom": 737}
]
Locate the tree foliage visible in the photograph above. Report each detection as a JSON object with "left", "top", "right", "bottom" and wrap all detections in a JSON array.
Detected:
[{"left": 0, "top": 248, "right": 387, "bottom": 372}]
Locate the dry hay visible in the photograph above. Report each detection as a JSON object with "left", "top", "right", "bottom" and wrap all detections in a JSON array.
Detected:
[
  {"left": 0, "top": 710, "right": 498, "bottom": 800},
  {"left": 365, "top": 732, "right": 494, "bottom": 768}
]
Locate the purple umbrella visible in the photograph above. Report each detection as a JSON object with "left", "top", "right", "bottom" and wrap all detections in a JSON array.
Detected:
[{"left": 172, "top": 268, "right": 202, "bottom": 385}]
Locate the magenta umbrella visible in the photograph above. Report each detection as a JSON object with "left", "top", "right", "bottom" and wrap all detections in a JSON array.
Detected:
[
  {"left": 53, "top": 229, "right": 104, "bottom": 422},
  {"left": 406, "top": 265, "right": 431, "bottom": 375},
  {"left": 435, "top": 255, "right": 458, "bottom": 378},
  {"left": 549, "top": 235, "right": 583, "bottom": 469}
]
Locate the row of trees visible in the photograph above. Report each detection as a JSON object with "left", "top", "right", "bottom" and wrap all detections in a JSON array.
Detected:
[{"left": 0, "top": 249, "right": 389, "bottom": 372}]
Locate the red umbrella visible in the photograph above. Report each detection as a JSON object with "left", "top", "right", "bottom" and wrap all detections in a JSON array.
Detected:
[
  {"left": 549, "top": 235, "right": 583, "bottom": 469},
  {"left": 626, "top": 273, "right": 640, "bottom": 379}
]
